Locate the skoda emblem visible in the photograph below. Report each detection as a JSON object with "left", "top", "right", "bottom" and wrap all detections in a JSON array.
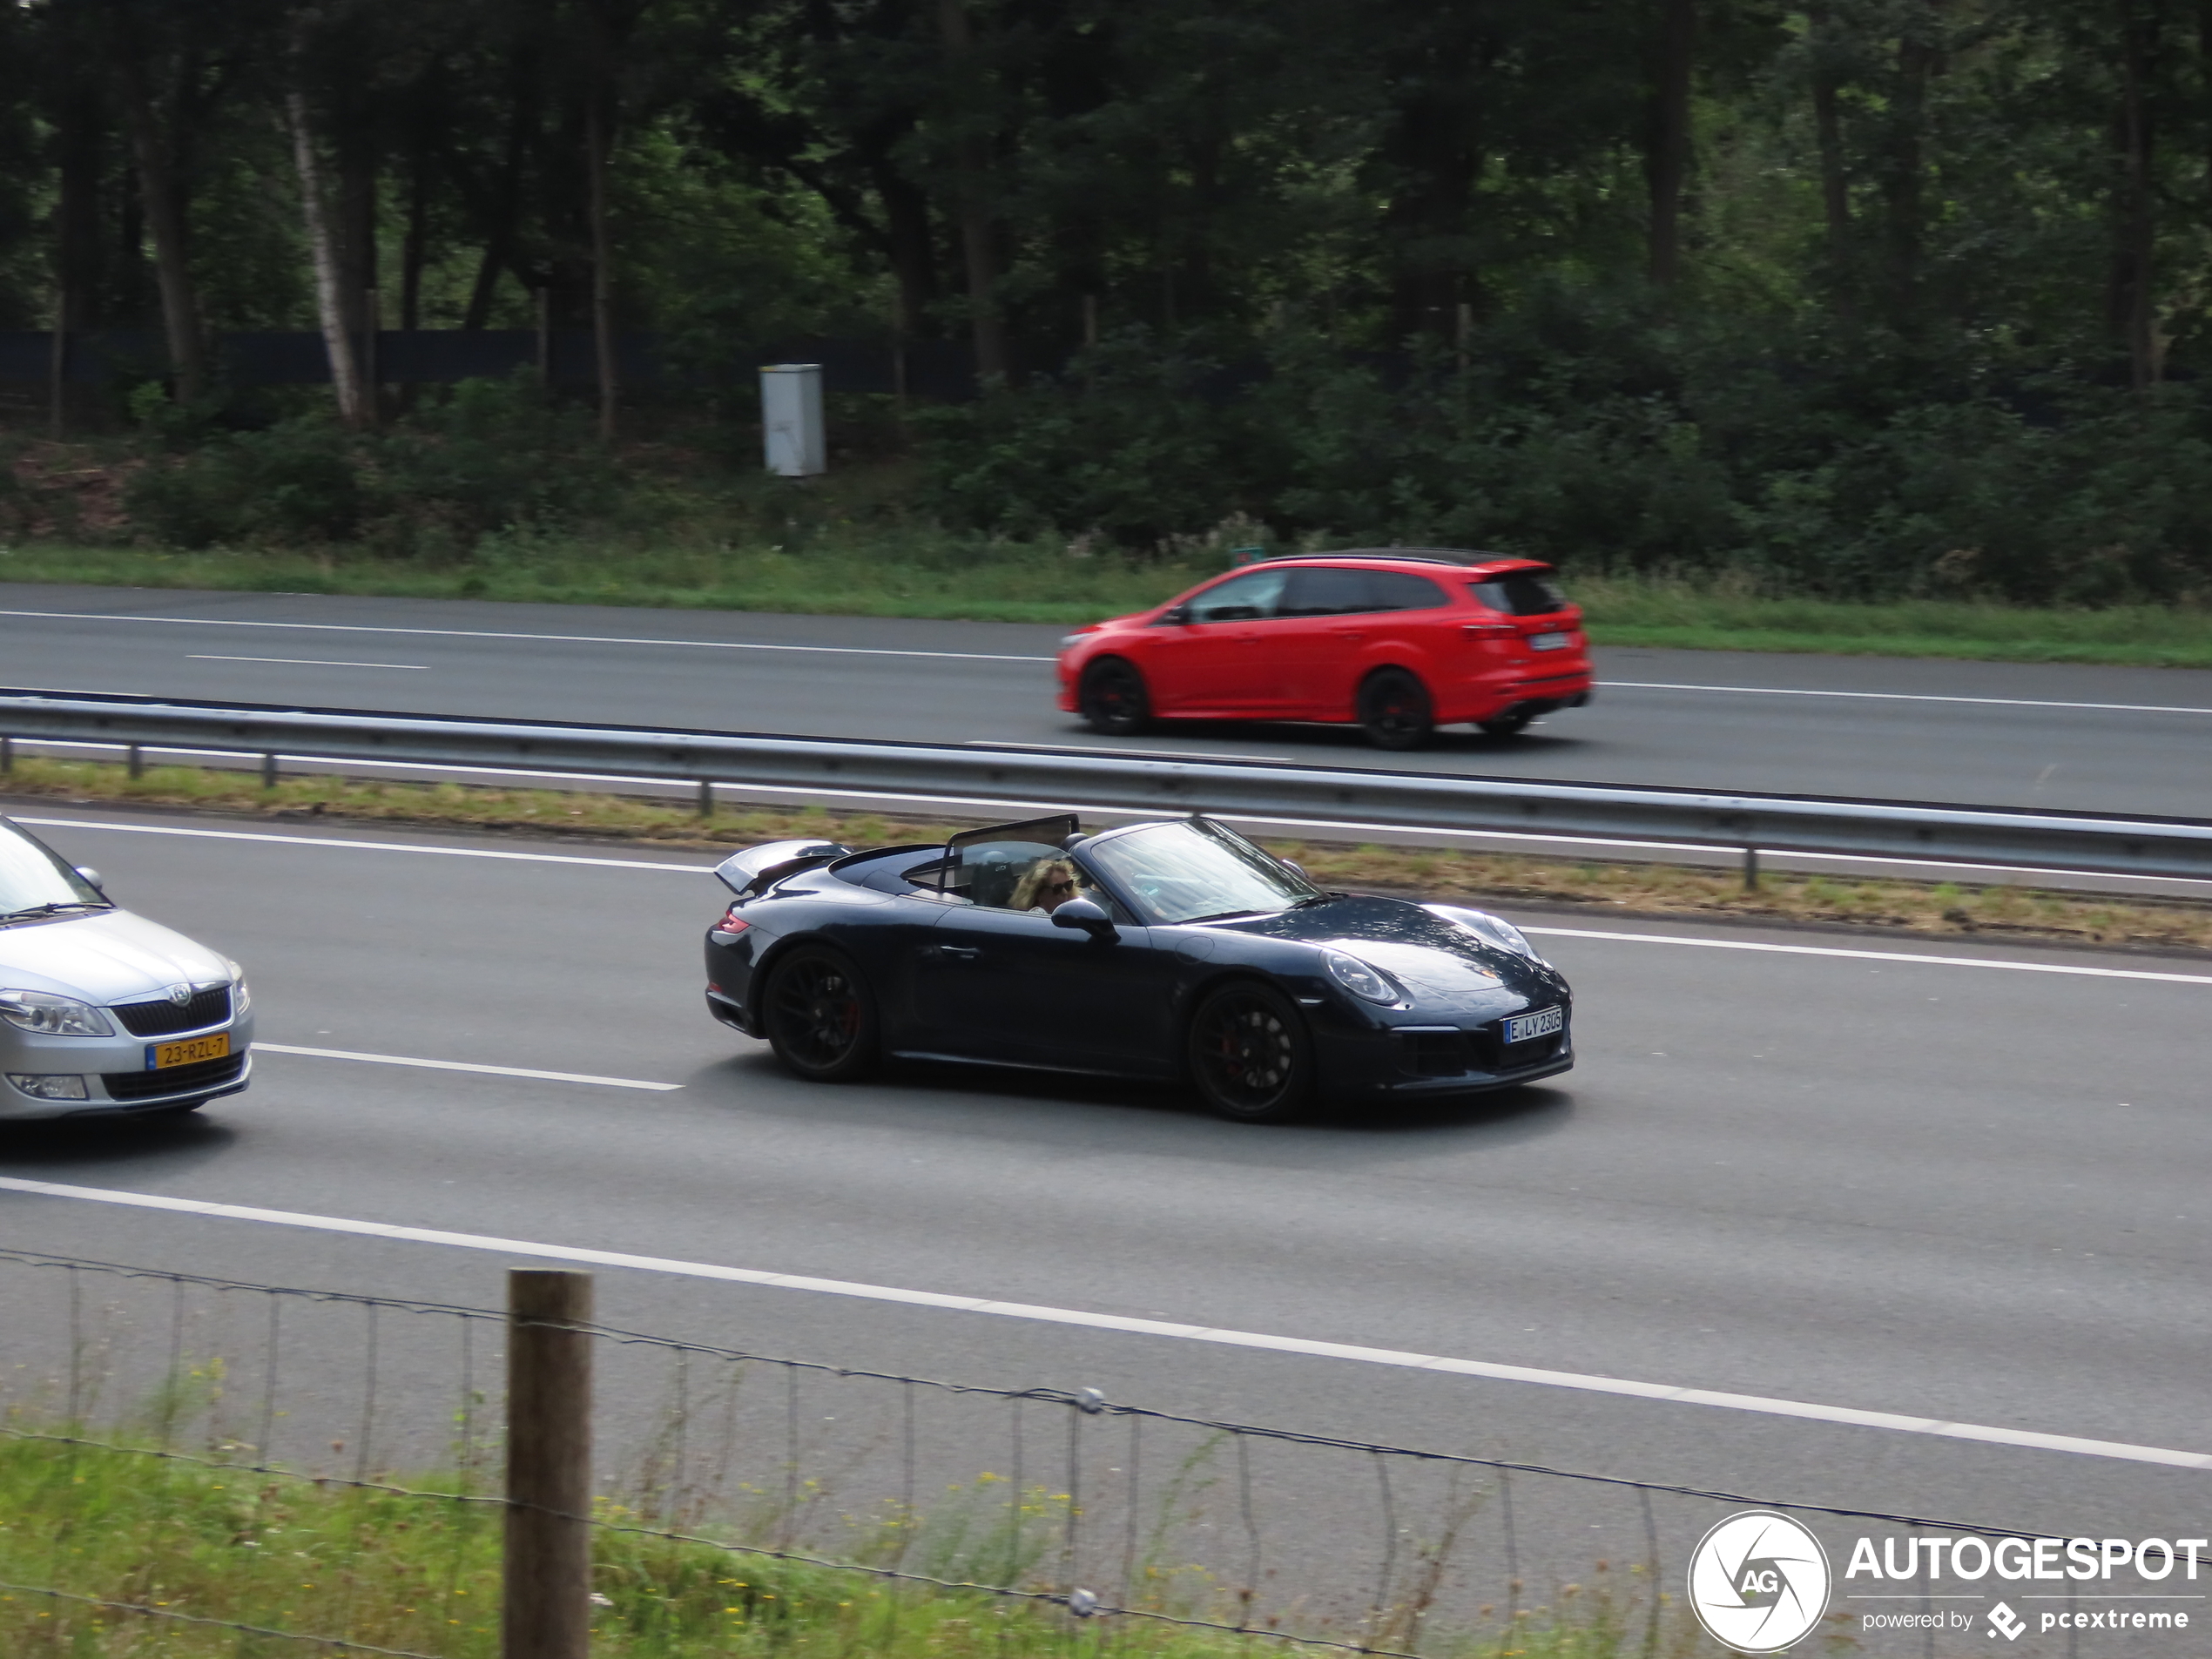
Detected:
[{"left": 165, "top": 983, "right": 195, "bottom": 1007}]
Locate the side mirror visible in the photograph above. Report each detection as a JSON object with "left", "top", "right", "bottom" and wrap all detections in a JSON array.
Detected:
[
  {"left": 75, "top": 867, "right": 103, "bottom": 891},
  {"left": 1279, "top": 859, "right": 1308, "bottom": 881},
  {"left": 1157, "top": 604, "right": 1189, "bottom": 626},
  {"left": 1050, "top": 897, "right": 1118, "bottom": 940}
]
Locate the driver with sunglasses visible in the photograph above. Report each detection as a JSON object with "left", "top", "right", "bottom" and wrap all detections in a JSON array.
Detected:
[{"left": 1009, "top": 859, "right": 1084, "bottom": 914}]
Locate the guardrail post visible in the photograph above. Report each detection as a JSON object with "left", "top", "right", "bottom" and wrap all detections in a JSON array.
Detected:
[
  {"left": 504, "top": 1268, "right": 594, "bottom": 1659},
  {"left": 1742, "top": 846, "right": 1760, "bottom": 892},
  {"left": 127, "top": 744, "right": 144, "bottom": 780},
  {"left": 260, "top": 752, "right": 279, "bottom": 791},
  {"left": 1, "top": 736, "right": 11, "bottom": 776},
  {"left": 697, "top": 778, "right": 714, "bottom": 819}
]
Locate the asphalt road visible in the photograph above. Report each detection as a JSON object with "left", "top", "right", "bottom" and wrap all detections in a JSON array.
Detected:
[
  {"left": 4, "top": 583, "right": 2212, "bottom": 814},
  {"left": 0, "top": 806, "right": 2203, "bottom": 1655}
]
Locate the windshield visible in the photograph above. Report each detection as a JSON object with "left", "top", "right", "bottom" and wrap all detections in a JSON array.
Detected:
[
  {"left": 1084, "top": 819, "right": 1318, "bottom": 925},
  {"left": 0, "top": 820, "right": 107, "bottom": 916}
]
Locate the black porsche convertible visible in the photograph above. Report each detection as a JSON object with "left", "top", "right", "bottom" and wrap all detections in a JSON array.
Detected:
[{"left": 701, "top": 813, "right": 1573, "bottom": 1123}]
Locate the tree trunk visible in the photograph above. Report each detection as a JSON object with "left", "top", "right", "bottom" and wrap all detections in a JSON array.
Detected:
[
  {"left": 115, "top": 51, "right": 206, "bottom": 402},
  {"left": 584, "top": 0, "right": 619, "bottom": 442},
  {"left": 2114, "top": 0, "right": 2158, "bottom": 389},
  {"left": 935, "top": 0, "right": 1011, "bottom": 385},
  {"left": 53, "top": 74, "right": 105, "bottom": 335},
  {"left": 1647, "top": 0, "right": 1696, "bottom": 286},
  {"left": 1881, "top": 9, "right": 1937, "bottom": 327},
  {"left": 1807, "top": 3, "right": 1851, "bottom": 262},
  {"left": 285, "top": 71, "right": 368, "bottom": 426},
  {"left": 401, "top": 144, "right": 430, "bottom": 333},
  {"left": 869, "top": 152, "right": 939, "bottom": 337}
]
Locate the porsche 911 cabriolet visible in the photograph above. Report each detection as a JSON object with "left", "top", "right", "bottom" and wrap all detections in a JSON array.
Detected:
[{"left": 701, "top": 813, "right": 1572, "bottom": 1123}]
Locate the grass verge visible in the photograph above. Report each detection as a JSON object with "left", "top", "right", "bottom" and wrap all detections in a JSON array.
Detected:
[
  {"left": 9, "top": 755, "right": 2209, "bottom": 954},
  {"left": 6, "top": 542, "right": 2212, "bottom": 665},
  {"left": 0, "top": 1426, "right": 1685, "bottom": 1657}
]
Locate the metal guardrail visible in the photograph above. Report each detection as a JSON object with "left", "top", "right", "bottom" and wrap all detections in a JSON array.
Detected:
[{"left": 3, "top": 687, "right": 2212, "bottom": 882}]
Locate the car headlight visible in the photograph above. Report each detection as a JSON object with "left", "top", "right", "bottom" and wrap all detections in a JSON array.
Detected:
[
  {"left": 0, "top": 990, "right": 116, "bottom": 1036},
  {"left": 1431, "top": 906, "right": 1545, "bottom": 962},
  {"left": 224, "top": 958, "right": 252, "bottom": 1015},
  {"left": 1324, "top": 949, "right": 1399, "bottom": 1005}
]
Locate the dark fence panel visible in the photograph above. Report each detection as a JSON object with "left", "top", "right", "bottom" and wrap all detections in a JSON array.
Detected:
[{"left": 0, "top": 329, "right": 977, "bottom": 398}]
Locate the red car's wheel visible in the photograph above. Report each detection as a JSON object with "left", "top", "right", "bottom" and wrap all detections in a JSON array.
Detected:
[
  {"left": 1357, "top": 668, "right": 1434, "bottom": 751},
  {"left": 1079, "top": 658, "right": 1153, "bottom": 736}
]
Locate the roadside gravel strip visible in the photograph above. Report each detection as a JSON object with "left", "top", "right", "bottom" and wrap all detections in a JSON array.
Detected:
[{"left": 1, "top": 1172, "right": 2205, "bottom": 1473}]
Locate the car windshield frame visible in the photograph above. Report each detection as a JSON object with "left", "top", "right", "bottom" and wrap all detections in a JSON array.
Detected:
[
  {"left": 0, "top": 819, "right": 110, "bottom": 920},
  {"left": 1081, "top": 817, "right": 1319, "bottom": 926}
]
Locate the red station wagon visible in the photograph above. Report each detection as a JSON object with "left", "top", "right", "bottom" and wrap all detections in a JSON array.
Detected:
[{"left": 1055, "top": 550, "right": 1595, "bottom": 750}]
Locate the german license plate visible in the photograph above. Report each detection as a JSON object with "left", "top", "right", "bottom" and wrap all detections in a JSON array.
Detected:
[
  {"left": 1502, "top": 1006, "right": 1564, "bottom": 1044},
  {"left": 148, "top": 1033, "right": 229, "bottom": 1070},
  {"left": 1527, "top": 631, "right": 1574, "bottom": 651}
]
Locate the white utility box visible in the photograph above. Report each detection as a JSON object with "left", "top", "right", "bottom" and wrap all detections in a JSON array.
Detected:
[{"left": 760, "top": 362, "right": 826, "bottom": 476}]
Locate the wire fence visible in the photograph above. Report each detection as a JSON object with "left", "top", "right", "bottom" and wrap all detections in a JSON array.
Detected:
[{"left": 0, "top": 1245, "right": 2112, "bottom": 1657}]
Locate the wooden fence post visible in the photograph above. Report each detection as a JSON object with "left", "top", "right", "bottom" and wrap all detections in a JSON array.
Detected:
[{"left": 505, "top": 1268, "right": 594, "bottom": 1659}]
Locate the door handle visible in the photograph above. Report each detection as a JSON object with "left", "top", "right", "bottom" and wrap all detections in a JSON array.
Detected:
[
  {"left": 938, "top": 945, "right": 980, "bottom": 961},
  {"left": 1330, "top": 629, "right": 1366, "bottom": 640}
]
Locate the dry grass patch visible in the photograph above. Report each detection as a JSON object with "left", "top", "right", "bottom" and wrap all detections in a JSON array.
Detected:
[{"left": 6, "top": 755, "right": 2207, "bottom": 954}]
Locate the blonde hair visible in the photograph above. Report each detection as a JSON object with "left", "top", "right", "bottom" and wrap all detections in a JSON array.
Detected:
[{"left": 1010, "top": 859, "right": 1079, "bottom": 911}]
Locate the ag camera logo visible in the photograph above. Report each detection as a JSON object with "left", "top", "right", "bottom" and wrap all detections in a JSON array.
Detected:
[{"left": 1688, "top": 1511, "right": 1832, "bottom": 1653}]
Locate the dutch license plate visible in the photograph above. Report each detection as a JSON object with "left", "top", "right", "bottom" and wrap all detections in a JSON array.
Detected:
[
  {"left": 148, "top": 1033, "right": 229, "bottom": 1070},
  {"left": 1502, "top": 1006, "right": 1564, "bottom": 1044},
  {"left": 1527, "top": 631, "right": 1574, "bottom": 651}
]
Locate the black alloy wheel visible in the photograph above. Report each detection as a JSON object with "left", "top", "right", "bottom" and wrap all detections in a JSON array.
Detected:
[
  {"left": 1357, "top": 668, "right": 1434, "bottom": 751},
  {"left": 1187, "top": 981, "right": 1313, "bottom": 1123},
  {"left": 1477, "top": 709, "right": 1536, "bottom": 738},
  {"left": 764, "top": 946, "right": 880, "bottom": 1082},
  {"left": 1080, "top": 658, "right": 1153, "bottom": 736}
]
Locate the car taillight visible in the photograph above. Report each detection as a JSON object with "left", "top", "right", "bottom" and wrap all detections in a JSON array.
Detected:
[
  {"left": 1462, "top": 622, "right": 1518, "bottom": 639},
  {"left": 712, "top": 905, "right": 751, "bottom": 934}
]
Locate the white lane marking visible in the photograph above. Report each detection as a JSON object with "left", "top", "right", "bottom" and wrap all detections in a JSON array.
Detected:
[
  {"left": 25, "top": 818, "right": 2205, "bottom": 978},
  {"left": 0, "top": 1176, "right": 2200, "bottom": 1472},
  {"left": 0, "top": 608, "right": 1050, "bottom": 664},
  {"left": 1528, "top": 926, "right": 2212, "bottom": 986},
  {"left": 187, "top": 654, "right": 428, "bottom": 670},
  {"left": 255, "top": 1042, "right": 679, "bottom": 1090},
  {"left": 1608, "top": 680, "right": 2212, "bottom": 718},
  {"left": 15, "top": 818, "right": 714, "bottom": 873}
]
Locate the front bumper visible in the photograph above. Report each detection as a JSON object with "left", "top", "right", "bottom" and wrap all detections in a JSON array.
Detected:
[
  {"left": 0, "top": 1013, "right": 257, "bottom": 1121},
  {"left": 1313, "top": 1012, "right": 1574, "bottom": 1102}
]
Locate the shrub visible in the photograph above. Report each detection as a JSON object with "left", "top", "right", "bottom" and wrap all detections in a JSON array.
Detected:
[{"left": 122, "top": 375, "right": 628, "bottom": 556}]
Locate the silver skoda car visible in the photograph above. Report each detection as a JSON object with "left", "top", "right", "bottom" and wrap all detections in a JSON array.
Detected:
[{"left": 0, "top": 817, "right": 253, "bottom": 1120}]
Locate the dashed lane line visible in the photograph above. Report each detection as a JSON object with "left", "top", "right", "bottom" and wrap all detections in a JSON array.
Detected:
[
  {"left": 0, "top": 608, "right": 1048, "bottom": 664},
  {"left": 253, "top": 1042, "right": 680, "bottom": 1090},
  {"left": 0, "top": 1175, "right": 2202, "bottom": 1472}
]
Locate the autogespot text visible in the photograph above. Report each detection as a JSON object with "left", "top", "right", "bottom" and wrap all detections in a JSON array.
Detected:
[{"left": 1846, "top": 1534, "right": 2204, "bottom": 1643}]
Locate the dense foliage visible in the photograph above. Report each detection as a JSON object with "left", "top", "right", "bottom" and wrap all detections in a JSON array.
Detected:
[{"left": 5, "top": 0, "right": 2212, "bottom": 600}]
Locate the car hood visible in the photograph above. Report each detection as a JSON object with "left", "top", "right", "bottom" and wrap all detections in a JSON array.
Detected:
[
  {"left": 1208, "top": 895, "right": 1561, "bottom": 1011},
  {"left": 0, "top": 908, "right": 233, "bottom": 1004}
]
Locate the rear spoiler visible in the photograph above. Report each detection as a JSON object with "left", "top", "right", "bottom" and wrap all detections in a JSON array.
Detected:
[{"left": 713, "top": 840, "right": 853, "bottom": 895}]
